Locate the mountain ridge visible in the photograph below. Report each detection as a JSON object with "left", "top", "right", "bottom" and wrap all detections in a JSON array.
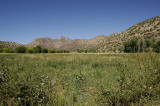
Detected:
[
  {"left": 26, "top": 35, "right": 106, "bottom": 50},
  {"left": 1, "top": 16, "right": 160, "bottom": 52},
  {"left": 26, "top": 16, "right": 160, "bottom": 52}
]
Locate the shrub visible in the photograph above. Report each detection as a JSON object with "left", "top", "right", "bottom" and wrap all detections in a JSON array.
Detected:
[
  {"left": 63, "top": 50, "right": 69, "bottom": 53},
  {"left": 77, "top": 49, "right": 83, "bottom": 53},
  {"left": 26, "top": 48, "right": 34, "bottom": 53},
  {"left": 15, "top": 46, "right": 26, "bottom": 53},
  {"left": 118, "top": 46, "right": 124, "bottom": 53},
  {"left": 153, "top": 41, "right": 160, "bottom": 53},
  {"left": 33, "top": 45, "right": 41, "bottom": 53},
  {"left": 2, "top": 48, "right": 10, "bottom": 53},
  {"left": 9, "top": 49, "right": 14, "bottom": 53},
  {"left": 145, "top": 39, "right": 153, "bottom": 48},
  {"left": 57, "top": 50, "right": 63, "bottom": 53},
  {"left": 48, "top": 49, "right": 56, "bottom": 53},
  {"left": 41, "top": 48, "right": 48, "bottom": 53},
  {"left": 0, "top": 48, "right": 2, "bottom": 53},
  {"left": 90, "top": 49, "right": 97, "bottom": 53}
]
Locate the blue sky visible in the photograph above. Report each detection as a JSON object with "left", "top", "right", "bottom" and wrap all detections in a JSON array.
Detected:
[{"left": 0, "top": 0, "right": 160, "bottom": 44}]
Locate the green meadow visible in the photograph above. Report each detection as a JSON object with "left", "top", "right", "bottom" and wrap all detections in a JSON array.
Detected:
[{"left": 0, "top": 53, "right": 160, "bottom": 105}]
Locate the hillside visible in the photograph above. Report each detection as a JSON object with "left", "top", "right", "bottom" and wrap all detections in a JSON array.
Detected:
[
  {"left": 92, "top": 16, "right": 160, "bottom": 52},
  {"left": 21, "top": 16, "right": 159, "bottom": 52},
  {"left": 0, "top": 41, "right": 22, "bottom": 49},
  {"left": 26, "top": 36, "right": 72, "bottom": 49},
  {"left": 59, "top": 35, "right": 106, "bottom": 50}
]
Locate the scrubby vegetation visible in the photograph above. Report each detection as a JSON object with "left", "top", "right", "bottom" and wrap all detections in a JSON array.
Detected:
[
  {"left": 14, "top": 46, "right": 26, "bottom": 53},
  {"left": 0, "top": 53, "right": 160, "bottom": 105},
  {"left": 0, "top": 41, "right": 22, "bottom": 49},
  {"left": 77, "top": 48, "right": 97, "bottom": 53},
  {"left": 0, "top": 45, "right": 69, "bottom": 53}
]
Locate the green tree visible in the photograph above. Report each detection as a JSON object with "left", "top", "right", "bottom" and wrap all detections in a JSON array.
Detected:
[
  {"left": 26, "top": 48, "right": 34, "bottom": 53},
  {"left": 33, "top": 45, "right": 41, "bottom": 53},
  {"left": 15, "top": 46, "right": 26, "bottom": 53},
  {"left": 145, "top": 39, "right": 153, "bottom": 48},
  {"left": 77, "top": 49, "right": 83, "bottom": 53},
  {"left": 0, "top": 48, "right": 2, "bottom": 53},
  {"left": 57, "top": 50, "right": 63, "bottom": 53},
  {"left": 77, "top": 49, "right": 81, "bottom": 53},
  {"left": 63, "top": 50, "right": 69, "bottom": 53},
  {"left": 139, "top": 40, "right": 144, "bottom": 52},
  {"left": 91, "top": 49, "right": 96, "bottom": 53},
  {"left": 48, "top": 49, "right": 56, "bottom": 53},
  {"left": 124, "top": 38, "right": 138, "bottom": 53},
  {"left": 153, "top": 41, "right": 160, "bottom": 53},
  {"left": 3, "top": 48, "right": 10, "bottom": 53},
  {"left": 9, "top": 49, "right": 14, "bottom": 53},
  {"left": 41, "top": 48, "right": 48, "bottom": 53},
  {"left": 144, "top": 39, "right": 153, "bottom": 52}
]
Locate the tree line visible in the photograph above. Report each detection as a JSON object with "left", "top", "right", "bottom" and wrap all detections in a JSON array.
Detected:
[
  {"left": 77, "top": 48, "right": 97, "bottom": 53},
  {"left": 123, "top": 38, "right": 160, "bottom": 53},
  {"left": 0, "top": 45, "right": 69, "bottom": 53}
]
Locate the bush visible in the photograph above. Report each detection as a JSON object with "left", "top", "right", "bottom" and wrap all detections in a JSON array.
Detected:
[
  {"left": 2, "top": 48, "right": 10, "bottom": 53},
  {"left": 77, "top": 49, "right": 83, "bottom": 53},
  {"left": 118, "top": 46, "right": 124, "bottom": 53},
  {"left": 63, "top": 50, "right": 69, "bottom": 53},
  {"left": 33, "top": 45, "right": 41, "bottom": 53},
  {"left": 48, "top": 49, "right": 56, "bottom": 53},
  {"left": 9, "top": 49, "right": 14, "bottom": 53},
  {"left": 48, "top": 49, "right": 69, "bottom": 53},
  {"left": 26, "top": 48, "right": 34, "bottom": 53},
  {"left": 153, "top": 41, "right": 160, "bottom": 53},
  {"left": 0, "top": 48, "right": 2, "bottom": 53},
  {"left": 145, "top": 39, "right": 153, "bottom": 48},
  {"left": 57, "top": 50, "right": 63, "bottom": 53},
  {"left": 15, "top": 46, "right": 26, "bottom": 53},
  {"left": 41, "top": 48, "right": 48, "bottom": 53}
]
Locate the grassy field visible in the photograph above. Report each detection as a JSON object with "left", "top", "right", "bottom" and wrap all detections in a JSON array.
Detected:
[{"left": 0, "top": 53, "right": 160, "bottom": 105}]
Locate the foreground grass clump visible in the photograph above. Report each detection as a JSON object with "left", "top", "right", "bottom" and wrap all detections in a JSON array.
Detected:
[{"left": 0, "top": 53, "right": 160, "bottom": 105}]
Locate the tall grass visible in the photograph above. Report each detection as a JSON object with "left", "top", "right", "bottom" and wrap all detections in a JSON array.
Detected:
[{"left": 0, "top": 53, "right": 160, "bottom": 105}]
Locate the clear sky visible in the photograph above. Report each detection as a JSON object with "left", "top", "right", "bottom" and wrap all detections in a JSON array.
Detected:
[{"left": 0, "top": 0, "right": 160, "bottom": 44}]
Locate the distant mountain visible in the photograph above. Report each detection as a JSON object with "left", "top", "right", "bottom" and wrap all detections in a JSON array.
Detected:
[
  {"left": 59, "top": 35, "right": 106, "bottom": 50},
  {"left": 26, "top": 36, "right": 73, "bottom": 49},
  {"left": 26, "top": 35, "right": 106, "bottom": 50},
  {"left": 0, "top": 41, "right": 22, "bottom": 49},
  {"left": 20, "top": 16, "right": 160, "bottom": 52}
]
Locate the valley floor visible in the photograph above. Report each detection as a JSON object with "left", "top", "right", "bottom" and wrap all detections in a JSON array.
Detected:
[{"left": 0, "top": 53, "right": 160, "bottom": 105}]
